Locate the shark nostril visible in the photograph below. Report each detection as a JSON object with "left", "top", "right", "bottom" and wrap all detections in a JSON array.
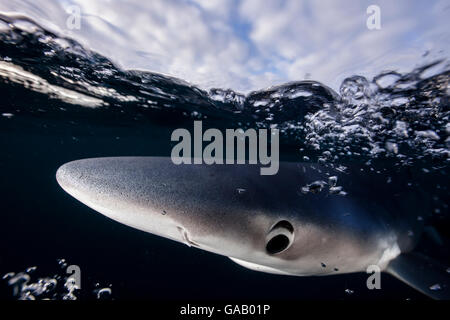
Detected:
[{"left": 266, "top": 220, "right": 294, "bottom": 255}]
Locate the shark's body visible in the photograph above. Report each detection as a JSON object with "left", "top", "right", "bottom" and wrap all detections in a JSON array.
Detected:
[{"left": 56, "top": 157, "right": 448, "bottom": 298}]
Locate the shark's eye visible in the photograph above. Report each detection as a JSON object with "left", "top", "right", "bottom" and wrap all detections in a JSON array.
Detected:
[
  {"left": 266, "top": 220, "right": 294, "bottom": 254},
  {"left": 266, "top": 234, "right": 290, "bottom": 254}
]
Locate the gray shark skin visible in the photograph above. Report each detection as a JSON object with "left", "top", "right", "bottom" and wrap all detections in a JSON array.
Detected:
[{"left": 56, "top": 157, "right": 448, "bottom": 298}]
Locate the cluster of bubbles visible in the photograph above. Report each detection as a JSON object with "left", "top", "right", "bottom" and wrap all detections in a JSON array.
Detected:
[
  {"left": 213, "top": 65, "right": 449, "bottom": 198},
  {"left": 300, "top": 62, "right": 449, "bottom": 173},
  {"left": 1, "top": 259, "right": 112, "bottom": 300},
  {"left": 300, "top": 175, "right": 347, "bottom": 196}
]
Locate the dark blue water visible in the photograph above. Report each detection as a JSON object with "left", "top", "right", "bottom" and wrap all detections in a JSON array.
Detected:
[{"left": 0, "top": 14, "right": 449, "bottom": 300}]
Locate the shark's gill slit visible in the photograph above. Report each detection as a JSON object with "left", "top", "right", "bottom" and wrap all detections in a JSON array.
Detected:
[{"left": 266, "top": 220, "right": 294, "bottom": 255}]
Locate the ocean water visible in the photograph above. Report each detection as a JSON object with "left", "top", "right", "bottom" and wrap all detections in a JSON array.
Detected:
[{"left": 0, "top": 13, "right": 449, "bottom": 300}]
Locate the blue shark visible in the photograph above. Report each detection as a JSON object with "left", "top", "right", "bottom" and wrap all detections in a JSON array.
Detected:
[{"left": 56, "top": 157, "right": 449, "bottom": 299}]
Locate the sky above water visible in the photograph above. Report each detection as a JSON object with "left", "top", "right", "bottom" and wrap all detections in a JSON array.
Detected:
[{"left": 1, "top": 0, "right": 449, "bottom": 92}]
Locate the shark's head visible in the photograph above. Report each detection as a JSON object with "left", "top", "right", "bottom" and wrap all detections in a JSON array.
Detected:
[{"left": 56, "top": 157, "right": 400, "bottom": 276}]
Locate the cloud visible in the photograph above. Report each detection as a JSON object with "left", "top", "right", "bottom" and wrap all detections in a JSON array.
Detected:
[{"left": 0, "top": 0, "right": 448, "bottom": 92}]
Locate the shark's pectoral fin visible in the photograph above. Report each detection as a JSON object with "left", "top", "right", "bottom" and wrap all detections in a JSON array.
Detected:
[
  {"left": 229, "top": 257, "right": 296, "bottom": 276},
  {"left": 386, "top": 252, "right": 450, "bottom": 300}
]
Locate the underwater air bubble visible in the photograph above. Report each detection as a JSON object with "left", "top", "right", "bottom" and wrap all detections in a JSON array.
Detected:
[
  {"left": 96, "top": 287, "right": 112, "bottom": 300},
  {"left": 429, "top": 284, "right": 442, "bottom": 291}
]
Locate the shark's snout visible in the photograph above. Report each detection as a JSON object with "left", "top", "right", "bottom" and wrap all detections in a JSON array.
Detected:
[
  {"left": 56, "top": 158, "right": 191, "bottom": 244},
  {"left": 56, "top": 161, "right": 83, "bottom": 197}
]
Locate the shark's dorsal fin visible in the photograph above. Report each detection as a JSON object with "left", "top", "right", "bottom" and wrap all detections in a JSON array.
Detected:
[{"left": 229, "top": 257, "right": 295, "bottom": 276}]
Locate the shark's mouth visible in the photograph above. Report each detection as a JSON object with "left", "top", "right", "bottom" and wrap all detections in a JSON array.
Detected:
[{"left": 177, "top": 225, "right": 200, "bottom": 248}]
